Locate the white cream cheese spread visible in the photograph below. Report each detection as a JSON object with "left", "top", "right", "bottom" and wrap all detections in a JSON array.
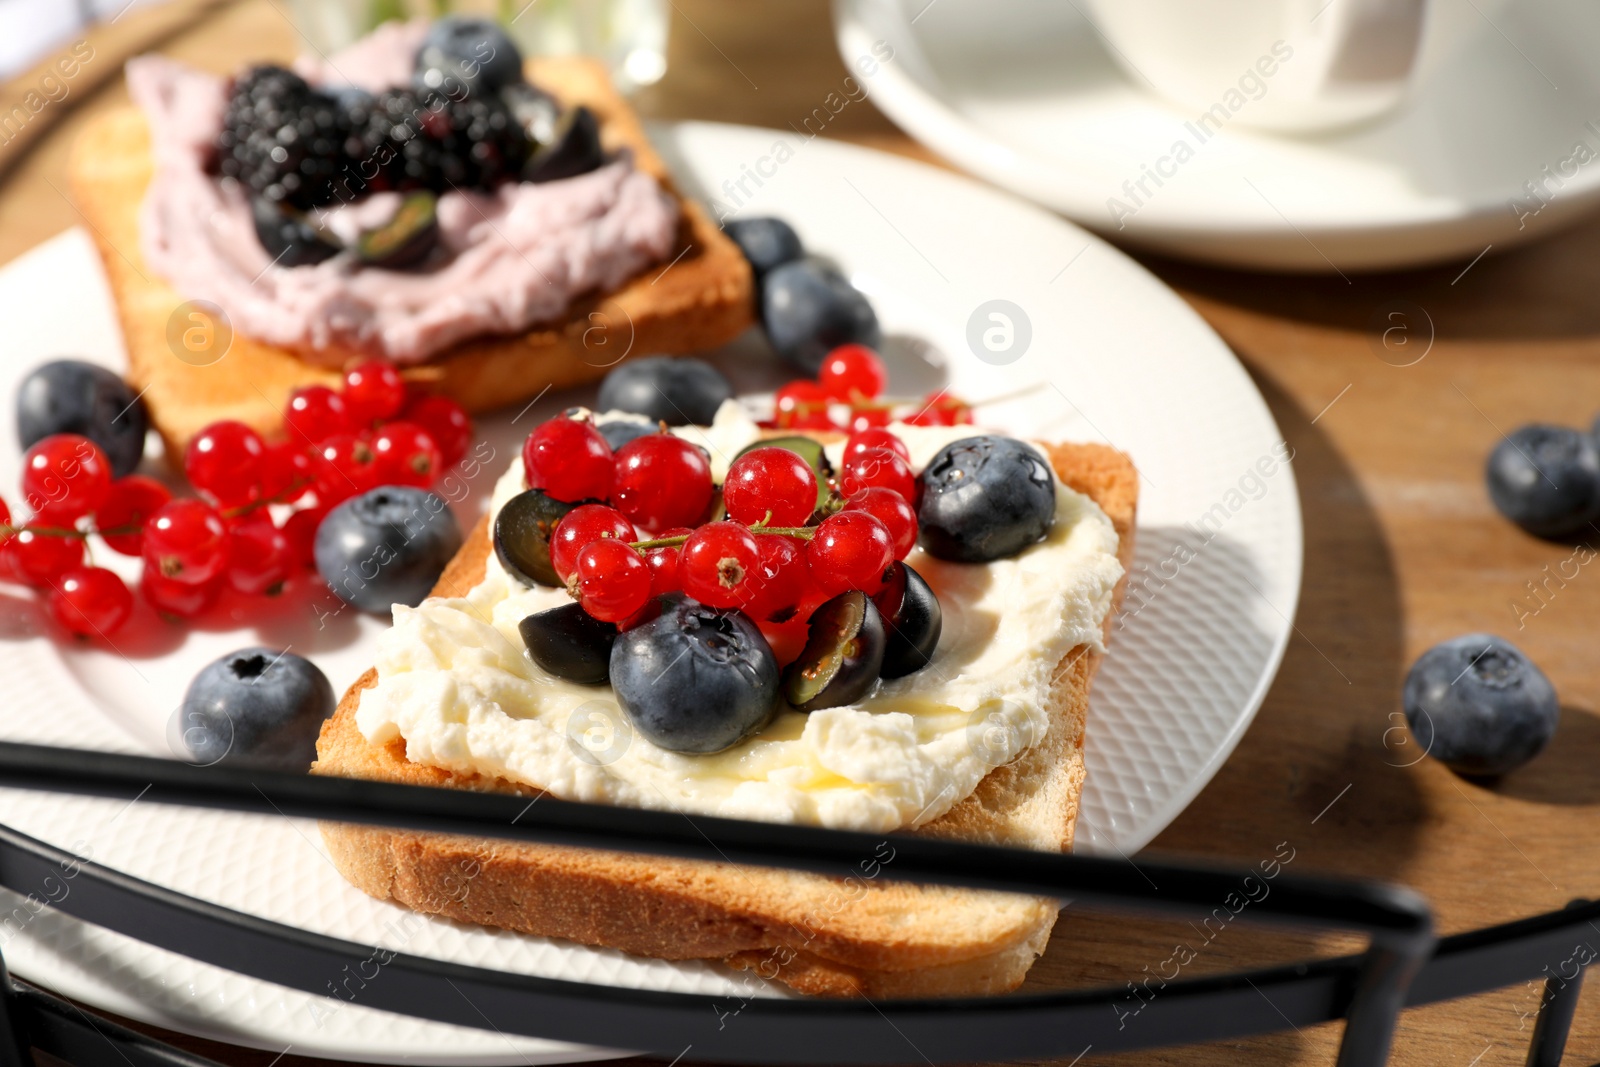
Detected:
[{"left": 355, "top": 403, "right": 1124, "bottom": 833}]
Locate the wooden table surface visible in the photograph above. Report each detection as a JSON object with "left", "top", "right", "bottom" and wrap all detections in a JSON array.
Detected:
[{"left": 4, "top": 2, "right": 1599, "bottom": 1066}]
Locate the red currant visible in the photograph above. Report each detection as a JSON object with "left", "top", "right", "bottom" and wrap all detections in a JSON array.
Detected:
[
  {"left": 573, "top": 538, "right": 651, "bottom": 623},
  {"left": 724, "top": 447, "right": 818, "bottom": 528},
  {"left": 404, "top": 395, "right": 472, "bottom": 466},
  {"left": 259, "top": 441, "right": 314, "bottom": 505},
  {"left": 226, "top": 517, "right": 292, "bottom": 595},
  {"left": 818, "top": 344, "right": 888, "bottom": 401},
  {"left": 342, "top": 360, "right": 407, "bottom": 426},
  {"left": 774, "top": 381, "right": 834, "bottom": 430},
  {"left": 612, "top": 434, "right": 714, "bottom": 533},
  {"left": 845, "top": 427, "right": 911, "bottom": 465},
  {"left": 280, "top": 508, "right": 326, "bottom": 571},
  {"left": 644, "top": 526, "right": 690, "bottom": 597},
  {"left": 21, "top": 434, "right": 111, "bottom": 520},
  {"left": 839, "top": 447, "right": 918, "bottom": 504},
  {"left": 372, "top": 421, "right": 443, "bottom": 488},
  {"left": 143, "top": 499, "right": 229, "bottom": 585},
  {"left": 49, "top": 567, "right": 133, "bottom": 637},
  {"left": 807, "top": 511, "right": 893, "bottom": 596},
  {"left": 523, "top": 416, "right": 613, "bottom": 503},
  {"left": 311, "top": 434, "right": 380, "bottom": 507},
  {"left": 789, "top": 574, "right": 832, "bottom": 624},
  {"left": 185, "top": 421, "right": 267, "bottom": 509},
  {"left": 757, "top": 615, "right": 811, "bottom": 669},
  {"left": 142, "top": 570, "right": 222, "bottom": 619},
  {"left": 549, "top": 504, "right": 635, "bottom": 583},
  {"left": 742, "top": 534, "right": 809, "bottom": 622},
  {"left": 844, "top": 487, "right": 918, "bottom": 559},
  {"left": 284, "top": 385, "right": 352, "bottom": 444},
  {"left": 96, "top": 476, "right": 173, "bottom": 556},
  {"left": 679, "top": 521, "right": 762, "bottom": 609},
  {"left": 9, "top": 527, "right": 85, "bottom": 586}
]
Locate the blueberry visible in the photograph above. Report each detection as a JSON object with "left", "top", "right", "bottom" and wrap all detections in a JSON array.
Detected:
[
  {"left": 610, "top": 597, "right": 779, "bottom": 753},
  {"left": 596, "top": 356, "right": 732, "bottom": 426},
  {"left": 252, "top": 197, "right": 341, "bottom": 268},
  {"left": 725, "top": 217, "right": 803, "bottom": 279},
  {"left": 918, "top": 436, "right": 1056, "bottom": 563},
  {"left": 872, "top": 562, "right": 942, "bottom": 678},
  {"left": 519, "top": 602, "right": 616, "bottom": 685},
  {"left": 1485, "top": 424, "right": 1600, "bottom": 539},
  {"left": 524, "top": 106, "right": 605, "bottom": 183},
  {"left": 16, "top": 359, "right": 148, "bottom": 478},
  {"left": 315, "top": 487, "right": 463, "bottom": 613},
  {"left": 1402, "top": 634, "right": 1559, "bottom": 776},
  {"left": 596, "top": 419, "right": 655, "bottom": 451},
  {"left": 782, "top": 591, "right": 886, "bottom": 711},
  {"left": 414, "top": 16, "right": 524, "bottom": 96},
  {"left": 176, "top": 647, "right": 335, "bottom": 771},
  {"left": 761, "top": 258, "right": 881, "bottom": 374}
]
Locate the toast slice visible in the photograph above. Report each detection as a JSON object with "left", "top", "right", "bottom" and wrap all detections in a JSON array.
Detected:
[
  {"left": 312, "top": 441, "right": 1137, "bottom": 997},
  {"left": 66, "top": 55, "right": 753, "bottom": 457}
]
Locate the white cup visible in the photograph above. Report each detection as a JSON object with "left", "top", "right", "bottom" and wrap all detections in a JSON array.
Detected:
[{"left": 1082, "top": 0, "right": 1505, "bottom": 133}]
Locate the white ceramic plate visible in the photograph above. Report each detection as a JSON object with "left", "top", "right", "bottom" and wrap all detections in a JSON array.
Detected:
[
  {"left": 835, "top": 0, "right": 1600, "bottom": 271},
  {"left": 0, "top": 121, "right": 1301, "bottom": 1064}
]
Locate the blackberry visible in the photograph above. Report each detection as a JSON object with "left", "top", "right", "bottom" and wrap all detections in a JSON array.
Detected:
[
  {"left": 343, "top": 89, "right": 421, "bottom": 193},
  {"left": 217, "top": 65, "right": 350, "bottom": 210},
  {"left": 345, "top": 88, "right": 528, "bottom": 194}
]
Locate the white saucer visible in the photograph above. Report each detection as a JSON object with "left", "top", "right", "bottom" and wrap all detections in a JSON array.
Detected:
[
  {"left": 0, "top": 121, "right": 1299, "bottom": 1063},
  {"left": 835, "top": 0, "right": 1600, "bottom": 271}
]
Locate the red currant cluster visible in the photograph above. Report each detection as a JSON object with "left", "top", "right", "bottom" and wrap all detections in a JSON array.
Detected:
[
  {"left": 769, "top": 344, "right": 974, "bottom": 433},
  {"left": 525, "top": 413, "right": 922, "bottom": 665},
  {"left": 0, "top": 361, "right": 472, "bottom": 637}
]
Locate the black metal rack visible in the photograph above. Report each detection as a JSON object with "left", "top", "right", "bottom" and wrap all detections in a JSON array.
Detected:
[{"left": 0, "top": 741, "right": 1589, "bottom": 1067}]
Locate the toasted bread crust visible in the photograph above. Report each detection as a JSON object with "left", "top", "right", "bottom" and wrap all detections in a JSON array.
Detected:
[
  {"left": 66, "top": 55, "right": 753, "bottom": 456},
  {"left": 312, "top": 441, "right": 1136, "bottom": 996}
]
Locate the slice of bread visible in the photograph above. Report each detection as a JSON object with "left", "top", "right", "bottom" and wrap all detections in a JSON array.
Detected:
[
  {"left": 66, "top": 56, "right": 753, "bottom": 457},
  {"left": 312, "top": 441, "right": 1137, "bottom": 997}
]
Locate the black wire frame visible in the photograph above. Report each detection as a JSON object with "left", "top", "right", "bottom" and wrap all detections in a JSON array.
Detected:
[{"left": 0, "top": 742, "right": 1588, "bottom": 1067}]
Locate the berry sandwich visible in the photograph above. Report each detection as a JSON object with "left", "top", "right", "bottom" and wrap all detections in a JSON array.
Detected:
[
  {"left": 312, "top": 365, "right": 1138, "bottom": 997},
  {"left": 66, "top": 18, "right": 751, "bottom": 455}
]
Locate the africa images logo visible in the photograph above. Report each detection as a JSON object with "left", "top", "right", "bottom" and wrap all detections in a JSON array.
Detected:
[{"left": 1106, "top": 40, "right": 1294, "bottom": 230}]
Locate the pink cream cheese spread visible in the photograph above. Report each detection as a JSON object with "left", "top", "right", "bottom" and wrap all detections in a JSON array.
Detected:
[{"left": 125, "top": 21, "right": 678, "bottom": 366}]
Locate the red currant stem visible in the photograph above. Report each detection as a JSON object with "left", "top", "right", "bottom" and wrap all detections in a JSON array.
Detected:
[
  {"left": 781, "top": 391, "right": 974, "bottom": 416},
  {"left": 753, "top": 526, "right": 818, "bottom": 540},
  {"left": 629, "top": 525, "right": 816, "bottom": 552},
  {"left": 221, "top": 476, "right": 314, "bottom": 521},
  {"left": 628, "top": 534, "right": 687, "bottom": 550},
  {"left": 846, "top": 389, "right": 876, "bottom": 409},
  {"left": 0, "top": 523, "right": 85, "bottom": 539},
  {"left": 752, "top": 525, "right": 818, "bottom": 540},
  {"left": 0, "top": 478, "right": 315, "bottom": 542}
]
